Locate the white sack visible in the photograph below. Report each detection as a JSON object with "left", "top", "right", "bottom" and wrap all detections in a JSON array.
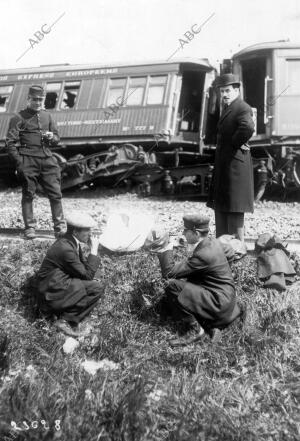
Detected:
[{"left": 99, "top": 212, "right": 155, "bottom": 252}]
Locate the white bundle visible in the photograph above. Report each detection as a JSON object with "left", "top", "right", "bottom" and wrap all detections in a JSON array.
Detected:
[{"left": 98, "top": 212, "right": 155, "bottom": 252}]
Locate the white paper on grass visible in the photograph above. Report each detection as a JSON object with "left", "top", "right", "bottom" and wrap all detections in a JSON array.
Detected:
[
  {"left": 81, "top": 359, "right": 120, "bottom": 375},
  {"left": 99, "top": 212, "right": 155, "bottom": 252}
]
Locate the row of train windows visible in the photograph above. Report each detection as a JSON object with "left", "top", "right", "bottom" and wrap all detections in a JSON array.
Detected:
[{"left": 0, "top": 75, "right": 168, "bottom": 112}]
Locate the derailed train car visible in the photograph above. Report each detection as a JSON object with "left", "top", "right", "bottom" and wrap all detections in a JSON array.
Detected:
[
  {"left": 0, "top": 41, "right": 300, "bottom": 197},
  {"left": 0, "top": 58, "right": 216, "bottom": 195}
]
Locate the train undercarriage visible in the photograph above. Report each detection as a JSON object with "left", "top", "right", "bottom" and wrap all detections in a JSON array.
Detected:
[
  {"left": 0, "top": 140, "right": 299, "bottom": 200},
  {"left": 51, "top": 140, "right": 300, "bottom": 200},
  {"left": 52, "top": 142, "right": 214, "bottom": 197}
]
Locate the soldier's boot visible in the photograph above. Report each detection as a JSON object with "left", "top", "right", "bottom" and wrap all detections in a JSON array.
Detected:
[
  {"left": 24, "top": 228, "right": 36, "bottom": 240},
  {"left": 49, "top": 198, "right": 66, "bottom": 237},
  {"left": 22, "top": 196, "right": 36, "bottom": 239}
]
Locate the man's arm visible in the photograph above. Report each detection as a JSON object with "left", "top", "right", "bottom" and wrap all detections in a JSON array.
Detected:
[
  {"left": 232, "top": 105, "right": 254, "bottom": 148},
  {"left": 48, "top": 114, "right": 60, "bottom": 146},
  {"left": 61, "top": 246, "right": 100, "bottom": 280},
  {"left": 5, "top": 115, "right": 23, "bottom": 167},
  {"left": 158, "top": 249, "right": 206, "bottom": 279}
]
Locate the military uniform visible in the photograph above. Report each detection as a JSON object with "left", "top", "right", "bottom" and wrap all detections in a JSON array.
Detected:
[
  {"left": 5, "top": 85, "right": 64, "bottom": 236},
  {"left": 37, "top": 232, "right": 103, "bottom": 324}
]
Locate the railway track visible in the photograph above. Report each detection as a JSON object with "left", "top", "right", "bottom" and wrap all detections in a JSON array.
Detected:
[{"left": 0, "top": 228, "right": 299, "bottom": 253}]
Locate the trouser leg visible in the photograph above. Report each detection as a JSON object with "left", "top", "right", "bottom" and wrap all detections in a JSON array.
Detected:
[
  {"left": 165, "top": 279, "right": 196, "bottom": 325},
  {"left": 62, "top": 280, "right": 104, "bottom": 324},
  {"left": 40, "top": 156, "right": 65, "bottom": 232},
  {"left": 227, "top": 212, "right": 245, "bottom": 242},
  {"left": 215, "top": 210, "right": 229, "bottom": 237},
  {"left": 20, "top": 156, "right": 39, "bottom": 230}
]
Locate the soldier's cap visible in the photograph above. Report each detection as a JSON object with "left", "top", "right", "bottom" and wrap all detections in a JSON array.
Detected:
[
  {"left": 28, "top": 85, "right": 45, "bottom": 97},
  {"left": 183, "top": 214, "right": 210, "bottom": 232},
  {"left": 65, "top": 211, "right": 97, "bottom": 229},
  {"left": 216, "top": 73, "right": 240, "bottom": 88}
]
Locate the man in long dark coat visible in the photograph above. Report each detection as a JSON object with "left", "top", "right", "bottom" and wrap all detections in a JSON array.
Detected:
[
  {"left": 208, "top": 74, "right": 255, "bottom": 242},
  {"left": 153, "top": 214, "right": 241, "bottom": 347},
  {"left": 36, "top": 211, "right": 104, "bottom": 336}
]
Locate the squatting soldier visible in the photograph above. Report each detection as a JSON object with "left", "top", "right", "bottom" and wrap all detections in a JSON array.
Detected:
[
  {"left": 6, "top": 84, "right": 65, "bottom": 239},
  {"left": 36, "top": 211, "right": 104, "bottom": 336},
  {"left": 153, "top": 214, "right": 242, "bottom": 347}
]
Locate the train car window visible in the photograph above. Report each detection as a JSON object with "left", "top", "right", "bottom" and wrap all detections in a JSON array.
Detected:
[
  {"left": 0, "top": 85, "right": 13, "bottom": 112},
  {"left": 147, "top": 75, "right": 167, "bottom": 105},
  {"left": 287, "top": 59, "right": 300, "bottom": 94},
  {"left": 45, "top": 83, "right": 61, "bottom": 110},
  {"left": 60, "top": 81, "right": 81, "bottom": 109},
  {"left": 107, "top": 78, "right": 126, "bottom": 106},
  {"left": 126, "top": 77, "right": 146, "bottom": 106}
]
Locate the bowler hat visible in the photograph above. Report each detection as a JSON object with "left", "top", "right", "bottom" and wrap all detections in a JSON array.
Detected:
[
  {"left": 216, "top": 74, "right": 240, "bottom": 88},
  {"left": 28, "top": 85, "right": 45, "bottom": 97},
  {"left": 183, "top": 214, "right": 210, "bottom": 232},
  {"left": 65, "top": 211, "right": 97, "bottom": 229}
]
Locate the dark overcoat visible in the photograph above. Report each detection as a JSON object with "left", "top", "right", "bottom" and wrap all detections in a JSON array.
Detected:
[
  {"left": 209, "top": 96, "right": 255, "bottom": 213},
  {"left": 158, "top": 237, "right": 241, "bottom": 328},
  {"left": 36, "top": 234, "right": 101, "bottom": 320}
]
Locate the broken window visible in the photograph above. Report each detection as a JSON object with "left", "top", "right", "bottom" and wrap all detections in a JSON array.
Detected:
[
  {"left": 45, "top": 83, "right": 61, "bottom": 109},
  {"left": 60, "top": 81, "right": 80, "bottom": 109},
  {"left": 0, "top": 85, "right": 13, "bottom": 112},
  {"left": 147, "top": 76, "right": 167, "bottom": 105}
]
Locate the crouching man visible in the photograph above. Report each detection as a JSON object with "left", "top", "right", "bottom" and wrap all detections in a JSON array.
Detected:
[
  {"left": 155, "top": 214, "right": 242, "bottom": 347},
  {"left": 36, "top": 210, "right": 104, "bottom": 336}
]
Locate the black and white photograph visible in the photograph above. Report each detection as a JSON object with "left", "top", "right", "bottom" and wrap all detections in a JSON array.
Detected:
[{"left": 0, "top": 0, "right": 299, "bottom": 440}]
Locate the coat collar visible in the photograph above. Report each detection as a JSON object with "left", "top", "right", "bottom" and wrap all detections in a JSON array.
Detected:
[
  {"left": 219, "top": 96, "right": 241, "bottom": 124},
  {"left": 63, "top": 232, "right": 77, "bottom": 248}
]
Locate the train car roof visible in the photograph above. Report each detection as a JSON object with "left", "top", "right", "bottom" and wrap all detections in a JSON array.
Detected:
[
  {"left": 0, "top": 58, "right": 213, "bottom": 75},
  {"left": 233, "top": 41, "right": 300, "bottom": 58}
]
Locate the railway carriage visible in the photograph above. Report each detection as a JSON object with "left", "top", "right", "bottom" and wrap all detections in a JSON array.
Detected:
[
  {"left": 0, "top": 59, "right": 216, "bottom": 194},
  {"left": 0, "top": 41, "right": 300, "bottom": 197},
  {"left": 231, "top": 42, "right": 300, "bottom": 196}
]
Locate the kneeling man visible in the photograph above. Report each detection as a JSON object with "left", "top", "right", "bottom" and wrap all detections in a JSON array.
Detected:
[
  {"left": 37, "top": 210, "right": 104, "bottom": 335},
  {"left": 156, "top": 214, "right": 241, "bottom": 346}
]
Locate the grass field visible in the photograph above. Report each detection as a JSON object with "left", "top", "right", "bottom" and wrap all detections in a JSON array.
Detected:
[{"left": 0, "top": 238, "right": 300, "bottom": 441}]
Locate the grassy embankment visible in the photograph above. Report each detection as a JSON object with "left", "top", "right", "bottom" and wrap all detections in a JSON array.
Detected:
[{"left": 0, "top": 240, "right": 299, "bottom": 441}]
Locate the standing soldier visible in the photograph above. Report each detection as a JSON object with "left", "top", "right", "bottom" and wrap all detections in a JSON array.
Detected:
[
  {"left": 6, "top": 85, "right": 65, "bottom": 239},
  {"left": 208, "top": 74, "right": 254, "bottom": 242}
]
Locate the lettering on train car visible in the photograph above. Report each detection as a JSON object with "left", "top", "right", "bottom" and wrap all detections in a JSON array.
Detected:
[
  {"left": 56, "top": 119, "right": 121, "bottom": 127},
  {"left": 65, "top": 68, "right": 118, "bottom": 77},
  {"left": 17, "top": 73, "right": 55, "bottom": 80}
]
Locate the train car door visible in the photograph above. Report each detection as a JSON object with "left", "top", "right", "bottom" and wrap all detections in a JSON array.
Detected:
[
  {"left": 273, "top": 48, "right": 300, "bottom": 137},
  {"left": 233, "top": 53, "right": 273, "bottom": 140},
  {"left": 176, "top": 69, "right": 205, "bottom": 143}
]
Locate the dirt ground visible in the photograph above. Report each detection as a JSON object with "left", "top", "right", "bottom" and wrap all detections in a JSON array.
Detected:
[{"left": 0, "top": 187, "right": 299, "bottom": 239}]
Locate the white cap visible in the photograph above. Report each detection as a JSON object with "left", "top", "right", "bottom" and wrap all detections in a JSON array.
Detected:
[{"left": 65, "top": 211, "right": 97, "bottom": 228}]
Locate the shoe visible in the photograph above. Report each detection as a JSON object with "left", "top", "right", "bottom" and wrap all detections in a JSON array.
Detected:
[
  {"left": 169, "top": 324, "right": 205, "bottom": 347},
  {"left": 24, "top": 228, "right": 36, "bottom": 240},
  {"left": 54, "top": 319, "right": 81, "bottom": 337}
]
